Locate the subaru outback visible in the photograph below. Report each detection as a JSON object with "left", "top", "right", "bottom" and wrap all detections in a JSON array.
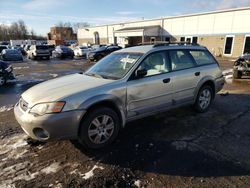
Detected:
[{"left": 14, "top": 43, "right": 224, "bottom": 149}]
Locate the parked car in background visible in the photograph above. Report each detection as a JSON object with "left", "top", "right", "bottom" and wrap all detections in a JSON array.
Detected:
[
  {"left": 74, "top": 46, "right": 90, "bottom": 57},
  {"left": 11, "top": 46, "right": 26, "bottom": 56},
  {"left": 87, "top": 45, "right": 122, "bottom": 61},
  {"left": 0, "top": 60, "right": 16, "bottom": 86},
  {"left": 0, "top": 41, "right": 9, "bottom": 46},
  {"left": 14, "top": 43, "right": 224, "bottom": 149},
  {"left": 24, "top": 45, "right": 31, "bottom": 53},
  {"left": 0, "top": 45, "right": 8, "bottom": 53},
  {"left": 91, "top": 44, "right": 106, "bottom": 50},
  {"left": 52, "top": 46, "right": 74, "bottom": 59},
  {"left": 233, "top": 53, "right": 250, "bottom": 79},
  {"left": 27, "top": 45, "right": 50, "bottom": 60},
  {"left": 1, "top": 49, "right": 23, "bottom": 61}
]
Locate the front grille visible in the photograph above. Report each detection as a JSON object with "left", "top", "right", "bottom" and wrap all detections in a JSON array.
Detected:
[{"left": 19, "top": 98, "right": 28, "bottom": 112}]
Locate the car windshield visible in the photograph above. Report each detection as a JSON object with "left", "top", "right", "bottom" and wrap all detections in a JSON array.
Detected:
[
  {"left": 85, "top": 52, "right": 142, "bottom": 80},
  {"left": 6, "top": 50, "right": 19, "bottom": 54},
  {"left": 95, "top": 46, "right": 107, "bottom": 51},
  {"left": 61, "top": 47, "right": 70, "bottom": 51},
  {"left": 79, "top": 46, "right": 88, "bottom": 49},
  {"left": 36, "top": 45, "right": 48, "bottom": 50}
]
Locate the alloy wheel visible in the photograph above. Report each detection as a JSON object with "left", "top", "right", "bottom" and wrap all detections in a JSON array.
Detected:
[
  {"left": 198, "top": 89, "right": 211, "bottom": 110},
  {"left": 88, "top": 115, "right": 115, "bottom": 144}
]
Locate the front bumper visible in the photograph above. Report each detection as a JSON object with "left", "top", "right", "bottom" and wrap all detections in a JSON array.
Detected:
[
  {"left": 34, "top": 53, "right": 50, "bottom": 57},
  {"left": 14, "top": 103, "right": 86, "bottom": 141}
]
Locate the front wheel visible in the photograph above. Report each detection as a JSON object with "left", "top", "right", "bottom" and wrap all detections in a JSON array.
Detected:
[
  {"left": 194, "top": 85, "right": 213, "bottom": 113},
  {"left": 78, "top": 107, "right": 120, "bottom": 149}
]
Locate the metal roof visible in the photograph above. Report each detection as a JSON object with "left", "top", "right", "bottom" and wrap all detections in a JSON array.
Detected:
[{"left": 115, "top": 25, "right": 160, "bottom": 32}]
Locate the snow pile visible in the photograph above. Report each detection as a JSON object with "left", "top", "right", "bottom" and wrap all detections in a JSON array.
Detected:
[
  {"left": 49, "top": 73, "right": 58, "bottom": 78},
  {"left": 14, "top": 66, "right": 29, "bottom": 70},
  {"left": 222, "top": 69, "right": 233, "bottom": 76},
  {"left": 71, "top": 164, "right": 104, "bottom": 180},
  {"left": 41, "top": 162, "right": 60, "bottom": 174},
  {"left": 134, "top": 180, "right": 142, "bottom": 187},
  {"left": 0, "top": 105, "right": 14, "bottom": 113}
]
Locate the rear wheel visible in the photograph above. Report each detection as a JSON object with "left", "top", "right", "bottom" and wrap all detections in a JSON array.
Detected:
[
  {"left": 194, "top": 85, "right": 213, "bottom": 113},
  {"left": 31, "top": 54, "right": 36, "bottom": 60},
  {"left": 0, "top": 77, "right": 6, "bottom": 86},
  {"left": 233, "top": 69, "right": 242, "bottom": 79},
  {"left": 78, "top": 107, "right": 120, "bottom": 149}
]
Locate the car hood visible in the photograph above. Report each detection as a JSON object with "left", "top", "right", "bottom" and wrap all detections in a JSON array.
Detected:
[{"left": 22, "top": 73, "right": 114, "bottom": 107}]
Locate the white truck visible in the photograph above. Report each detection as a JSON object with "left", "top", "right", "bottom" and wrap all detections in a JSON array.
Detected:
[{"left": 10, "top": 40, "right": 36, "bottom": 47}]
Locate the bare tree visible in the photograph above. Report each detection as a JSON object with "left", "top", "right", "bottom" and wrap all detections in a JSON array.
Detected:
[
  {"left": 55, "top": 21, "right": 90, "bottom": 32},
  {"left": 0, "top": 20, "right": 44, "bottom": 41},
  {"left": 73, "top": 22, "right": 90, "bottom": 32}
]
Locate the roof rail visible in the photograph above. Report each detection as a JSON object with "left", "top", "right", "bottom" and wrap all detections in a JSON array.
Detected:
[
  {"left": 138, "top": 41, "right": 200, "bottom": 47},
  {"left": 153, "top": 41, "right": 200, "bottom": 47}
]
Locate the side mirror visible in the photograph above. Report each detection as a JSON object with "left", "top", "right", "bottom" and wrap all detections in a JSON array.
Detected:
[{"left": 135, "top": 68, "right": 147, "bottom": 79}]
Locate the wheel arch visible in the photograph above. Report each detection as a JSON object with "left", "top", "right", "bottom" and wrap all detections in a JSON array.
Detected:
[
  {"left": 194, "top": 78, "right": 216, "bottom": 102},
  {"left": 78, "top": 95, "right": 126, "bottom": 135}
]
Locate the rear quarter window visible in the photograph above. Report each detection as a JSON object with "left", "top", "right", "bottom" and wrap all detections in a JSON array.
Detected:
[{"left": 189, "top": 50, "right": 217, "bottom": 65}]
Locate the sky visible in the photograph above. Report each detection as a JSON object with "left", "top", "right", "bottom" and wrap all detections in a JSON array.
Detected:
[{"left": 0, "top": 0, "right": 250, "bottom": 36}]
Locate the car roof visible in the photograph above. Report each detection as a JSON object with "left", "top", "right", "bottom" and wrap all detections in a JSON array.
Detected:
[
  {"left": 4, "top": 49, "right": 19, "bottom": 52},
  {"left": 116, "top": 44, "right": 207, "bottom": 54}
]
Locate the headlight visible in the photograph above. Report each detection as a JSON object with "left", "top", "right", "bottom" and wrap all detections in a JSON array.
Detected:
[{"left": 30, "top": 102, "right": 65, "bottom": 116}]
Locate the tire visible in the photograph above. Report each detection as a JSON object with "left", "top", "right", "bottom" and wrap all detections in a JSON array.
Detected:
[
  {"left": 46, "top": 56, "right": 50, "bottom": 60},
  {"left": 0, "top": 77, "right": 6, "bottom": 86},
  {"left": 31, "top": 54, "right": 36, "bottom": 60},
  {"left": 96, "top": 55, "right": 103, "bottom": 61},
  {"left": 233, "top": 69, "right": 242, "bottom": 79},
  {"left": 194, "top": 85, "right": 213, "bottom": 113},
  {"left": 78, "top": 107, "right": 120, "bottom": 149}
]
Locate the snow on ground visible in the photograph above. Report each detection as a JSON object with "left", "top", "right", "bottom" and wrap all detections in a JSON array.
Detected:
[
  {"left": 134, "top": 180, "right": 142, "bottom": 187},
  {"left": 0, "top": 105, "right": 14, "bottom": 113},
  {"left": 49, "top": 73, "right": 58, "bottom": 78},
  {"left": 222, "top": 69, "right": 233, "bottom": 76},
  {"left": 71, "top": 165, "right": 104, "bottom": 180},
  {"left": 41, "top": 162, "right": 60, "bottom": 174},
  {"left": 0, "top": 134, "right": 62, "bottom": 187},
  {"left": 14, "top": 66, "right": 29, "bottom": 70}
]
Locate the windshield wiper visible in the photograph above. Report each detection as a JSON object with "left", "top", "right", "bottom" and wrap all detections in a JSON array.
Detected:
[{"left": 85, "top": 72, "right": 103, "bottom": 78}]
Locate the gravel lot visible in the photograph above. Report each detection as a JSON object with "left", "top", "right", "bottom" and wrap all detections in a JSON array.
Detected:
[{"left": 0, "top": 57, "right": 250, "bottom": 187}]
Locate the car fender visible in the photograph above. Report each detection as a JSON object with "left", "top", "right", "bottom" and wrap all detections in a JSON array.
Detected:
[
  {"left": 193, "top": 76, "right": 216, "bottom": 103},
  {"left": 79, "top": 94, "right": 126, "bottom": 127}
]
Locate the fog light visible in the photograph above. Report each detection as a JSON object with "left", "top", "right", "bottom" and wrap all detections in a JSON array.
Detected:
[{"left": 33, "top": 128, "right": 49, "bottom": 139}]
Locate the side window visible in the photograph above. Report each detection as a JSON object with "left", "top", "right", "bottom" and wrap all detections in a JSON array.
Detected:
[
  {"left": 169, "top": 50, "right": 196, "bottom": 71},
  {"left": 189, "top": 50, "right": 216, "bottom": 65},
  {"left": 140, "top": 51, "right": 170, "bottom": 77}
]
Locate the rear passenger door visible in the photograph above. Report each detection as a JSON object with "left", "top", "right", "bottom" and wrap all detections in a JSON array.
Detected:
[{"left": 168, "top": 50, "right": 201, "bottom": 104}]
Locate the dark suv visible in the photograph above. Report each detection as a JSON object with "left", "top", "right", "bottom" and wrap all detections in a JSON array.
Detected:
[{"left": 88, "top": 45, "right": 122, "bottom": 61}]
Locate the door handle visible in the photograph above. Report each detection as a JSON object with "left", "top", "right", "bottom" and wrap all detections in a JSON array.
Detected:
[
  {"left": 195, "top": 72, "right": 200, "bottom": 76},
  {"left": 163, "top": 78, "right": 171, "bottom": 83}
]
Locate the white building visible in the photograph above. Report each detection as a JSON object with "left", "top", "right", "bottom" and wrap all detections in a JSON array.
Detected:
[{"left": 78, "top": 7, "right": 250, "bottom": 58}]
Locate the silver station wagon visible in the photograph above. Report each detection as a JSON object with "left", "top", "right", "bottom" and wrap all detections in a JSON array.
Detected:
[{"left": 14, "top": 43, "right": 224, "bottom": 149}]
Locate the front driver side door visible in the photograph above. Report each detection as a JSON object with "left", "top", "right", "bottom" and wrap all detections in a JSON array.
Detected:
[{"left": 126, "top": 51, "right": 174, "bottom": 118}]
